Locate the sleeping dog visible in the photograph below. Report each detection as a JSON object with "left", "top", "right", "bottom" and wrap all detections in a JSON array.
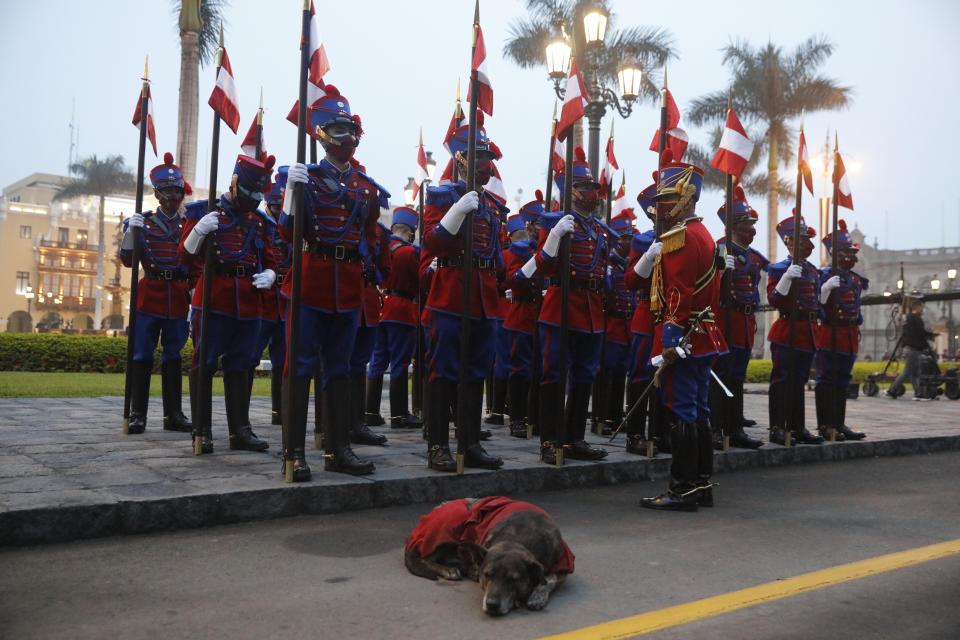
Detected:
[{"left": 404, "top": 496, "right": 574, "bottom": 616}]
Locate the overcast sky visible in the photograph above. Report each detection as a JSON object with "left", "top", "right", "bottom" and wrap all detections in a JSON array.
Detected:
[{"left": 2, "top": 0, "right": 959, "bottom": 256}]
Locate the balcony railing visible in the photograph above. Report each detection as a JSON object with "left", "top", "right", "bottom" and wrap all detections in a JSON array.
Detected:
[
  {"left": 37, "top": 239, "right": 96, "bottom": 251},
  {"left": 34, "top": 295, "right": 96, "bottom": 312}
]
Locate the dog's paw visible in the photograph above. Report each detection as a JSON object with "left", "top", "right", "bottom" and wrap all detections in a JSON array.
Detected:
[
  {"left": 439, "top": 567, "right": 462, "bottom": 581},
  {"left": 525, "top": 585, "right": 550, "bottom": 610}
]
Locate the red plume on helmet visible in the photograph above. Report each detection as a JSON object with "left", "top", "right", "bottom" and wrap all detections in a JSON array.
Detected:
[{"left": 535, "top": 189, "right": 543, "bottom": 202}]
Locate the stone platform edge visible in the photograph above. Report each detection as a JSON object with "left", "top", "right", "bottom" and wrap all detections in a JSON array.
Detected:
[{"left": 2, "top": 435, "right": 958, "bottom": 547}]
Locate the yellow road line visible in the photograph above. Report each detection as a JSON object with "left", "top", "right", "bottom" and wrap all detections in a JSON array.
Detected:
[{"left": 540, "top": 538, "right": 960, "bottom": 640}]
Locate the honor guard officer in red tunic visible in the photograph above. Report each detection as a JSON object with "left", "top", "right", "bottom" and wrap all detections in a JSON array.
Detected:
[
  {"left": 766, "top": 215, "right": 824, "bottom": 445},
  {"left": 533, "top": 148, "right": 610, "bottom": 465},
  {"left": 120, "top": 152, "right": 193, "bottom": 434},
  {"left": 421, "top": 120, "right": 508, "bottom": 472},
  {"left": 815, "top": 220, "right": 867, "bottom": 441},
  {"left": 500, "top": 194, "right": 543, "bottom": 438},
  {"left": 180, "top": 154, "right": 278, "bottom": 454},
  {"left": 624, "top": 182, "right": 662, "bottom": 455},
  {"left": 253, "top": 178, "right": 290, "bottom": 426},
  {"left": 596, "top": 209, "right": 638, "bottom": 436},
  {"left": 280, "top": 86, "right": 387, "bottom": 478},
  {"left": 367, "top": 207, "right": 423, "bottom": 430},
  {"left": 640, "top": 152, "right": 727, "bottom": 512},
  {"left": 712, "top": 186, "right": 767, "bottom": 449}
]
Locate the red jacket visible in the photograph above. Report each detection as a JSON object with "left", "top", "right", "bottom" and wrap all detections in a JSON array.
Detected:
[
  {"left": 259, "top": 213, "right": 291, "bottom": 322},
  {"left": 179, "top": 197, "right": 277, "bottom": 320},
  {"left": 652, "top": 215, "right": 726, "bottom": 357},
  {"left": 625, "top": 229, "right": 655, "bottom": 336},
  {"left": 814, "top": 266, "right": 866, "bottom": 354},
  {"left": 405, "top": 496, "right": 575, "bottom": 575},
  {"left": 379, "top": 236, "right": 420, "bottom": 327},
  {"left": 766, "top": 257, "right": 821, "bottom": 351},
  {"left": 422, "top": 182, "right": 508, "bottom": 320},
  {"left": 501, "top": 240, "right": 540, "bottom": 334},
  {"left": 120, "top": 208, "right": 191, "bottom": 319}
]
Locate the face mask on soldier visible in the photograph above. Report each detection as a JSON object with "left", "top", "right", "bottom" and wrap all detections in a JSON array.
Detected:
[{"left": 320, "top": 123, "right": 359, "bottom": 164}]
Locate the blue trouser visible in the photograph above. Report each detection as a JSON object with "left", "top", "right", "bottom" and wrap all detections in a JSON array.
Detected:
[
  {"left": 602, "top": 339, "right": 631, "bottom": 375},
  {"left": 713, "top": 344, "right": 751, "bottom": 383},
  {"left": 350, "top": 324, "right": 377, "bottom": 376},
  {"left": 491, "top": 319, "right": 509, "bottom": 379},
  {"left": 190, "top": 313, "right": 259, "bottom": 372},
  {"left": 658, "top": 355, "right": 715, "bottom": 423},
  {"left": 628, "top": 332, "right": 654, "bottom": 384},
  {"left": 498, "top": 329, "right": 534, "bottom": 379},
  {"left": 770, "top": 342, "right": 815, "bottom": 385},
  {"left": 133, "top": 313, "right": 189, "bottom": 364},
  {"left": 815, "top": 349, "right": 857, "bottom": 387},
  {"left": 426, "top": 311, "right": 495, "bottom": 383},
  {"left": 538, "top": 324, "right": 603, "bottom": 387},
  {"left": 368, "top": 322, "right": 415, "bottom": 377},
  {"left": 289, "top": 307, "right": 359, "bottom": 386},
  {"left": 253, "top": 318, "right": 286, "bottom": 371}
]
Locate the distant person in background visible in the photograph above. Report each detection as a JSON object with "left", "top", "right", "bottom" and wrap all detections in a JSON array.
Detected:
[{"left": 883, "top": 298, "right": 936, "bottom": 400}]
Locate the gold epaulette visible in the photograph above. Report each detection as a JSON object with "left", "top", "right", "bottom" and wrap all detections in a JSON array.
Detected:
[{"left": 661, "top": 226, "right": 686, "bottom": 253}]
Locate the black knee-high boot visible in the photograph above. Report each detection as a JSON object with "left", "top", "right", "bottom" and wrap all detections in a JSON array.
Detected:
[
  {"left": 484, "top": 376, "right": 507, "bottom": 426},
  {"left": 507, "top": 374, "right": 530, "bottom": 438},
  {"left": 350, "top": 371, "right": 387, "bottom": 445},
  {"left": 189, "top": 368, "right": 214, "bottom": 454},
  {"left": 537, "top": 382, "right": 561, "bottom": 464},
  {"left": 463, "top": 381, "right": 503, "bottom": 469},
  {"left": 224, "top": 370, "right": 268, "bottom": 451},
  {"left": 389, "top": 369, "right": 422, "bottom": 429},
  {"left": 270, "top": 368, "right": 283, "bottom": 425},
  {"left": 625, "top": 381, "right": 654, "bottom": 455},
  {"left": 364, "top": 374, "right": 385, "bottom": 426},
  {"left": 564, "top": 384, "right": 607, "bottom": 460},
  {"left": 127, "top": 360, "right": 153, "bottom": 434},
  {"left": 323, "top": 376, "right": 375, "bottom": 475},
  {"left": 640, "top": 418, "right": 699, "bottom": 512},
  {"left": 708, "top": 375, "right": 727, "bottom": 450},
  {"left": 426, "top": 379, "right": 456, "bottom": 472},
  {"left": 281, "top": 375, "right": 312, "bottom": 481},
  {"left": 161, "top": 359, "right": 192, "bottom": 432},
  {"left": 604, "top": 371, "right": 627, "bottom": 436},
  {"left": 835, "top": 384, "right": 865, "bottom": 440}
]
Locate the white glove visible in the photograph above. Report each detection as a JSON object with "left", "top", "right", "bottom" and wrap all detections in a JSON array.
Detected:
[
  {"left": 820, "top": 275, "right": 841, "bottom": 304},
  {"left": 129, "top": 213, "right": 144, "bottom": 229},
  {"left": 633, "top": 241, "right": 662, "bottom": 278},
  {"left": 429, "top": 256, "right": 438, "bottom": 272},
  {"left": 651, "top": 346, "right": 686, "bottom": 367},
  {"left": 725, "top": 254, "right": 735, "bottom": 270},
  {"left": 183, "top": 212, "right": 220, "bottom": 254},
  {"left": 252, "top": 269, "right": 276, "bottom": 289},
  {"left": 542, "top": 214, "right": 575, "bottom": 257},
  {"left": 774, "top": 264, "right": 804, "bottom": 296},
  {"left": 520, "top": 255, "right": 538, "bottom": 279},
  {"left": 438, "top": 190, "right": 479, "bottom": 235},
  {"left": 282, "top": 162, "right": 309, "bottom": 217}
]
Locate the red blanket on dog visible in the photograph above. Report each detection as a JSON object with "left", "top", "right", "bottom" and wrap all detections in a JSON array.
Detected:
[{"left": 405, "top": 496, "right": 575, "bottom": 574}]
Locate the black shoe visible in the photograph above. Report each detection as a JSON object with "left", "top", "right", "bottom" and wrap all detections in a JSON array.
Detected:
[
  {"left": 281, "top": 449, "right": 311, "bottom": 482},
  {"left": 565, "top": 439, "right": 607, "bottom": 460},
  {"left": 742, "top": 418, "right": 757, "bottom": 427},
  {"left": 390, "top": 413, "right": 423, "bottom": 429},
  {"left": 462, "top": 443, "right": 503, "bottom": 469},
  {"left": 794, "top": 428, "right": 824, "bottom": 445},
  {"left": 161, "top": 359, "right": 191, "bottom": 432},
  {"left": 769, "top": 427, "right": 789, "bottom": 446},
  {"left": 640, "top": 491, "right": 698, "bottom": 512},
  {"left": 428, "top": 445, "right": 457, "bottom": 472},
  {"left": 729, "top": 429, "right": 763, "bottom": 449},
  {"left": 163, "top": 410, "right": 193, "bottom": 432},
  {"left": 350, "top": 423, "right": 387, "bottom": 446},
  {"left": 483, "top": 413, "right": 504, "bottom": 426},
  {"left": 229, "top": 426, "right": 270, "bottom": 451},
  {"left": 837, "top": 424, "right": 866, "bottom": 440},
  {"left": 818, "top": 427, "right": 844, "bottom": 442},
  {"left": 508, "top": 418, "right": 528, "bottom": 438},
  {"left": 479, "top": 428, "right": 492, "bottom": 441},
  {"left": 324, "top": 445, "right": 375, "bottom": 475},
  {"left": 127, "top": 413, "right": 147, "bottom": 435},
  {"left": 601, "top": 420, "right": 615, "bottom": 436},
  {"left": 540, "top": 441, "right": 558, "bottom": 465},
  {"left": 365, "top": 412, "right": 386, "bottom": 427},
  {"left": 626, "top": 434, "right": 655, "bottom": 456},
  {"left": 193, "top": 429, "right": 214, "bottom": 455}
]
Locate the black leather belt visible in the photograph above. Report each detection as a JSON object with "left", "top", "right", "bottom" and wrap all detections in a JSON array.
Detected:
[
  {"left": 510, "top": 296, "right": 537, "bottom": 304},
  {"left": 828, "top": 318, "right": 859, "bottom": 327},
  {"left": 214, "top": 264, "right": 254, "bottom": 278},
  {"left": 307, "top": 243, "right": 362, "bottom": 262},
  {"left": 608, "top": 310, "right": 631, "bottom": 319},
  {"left": 635, "top": 293, "right": 650, "bottom": 302},
  {"left": 567, "top": 278, "right": 603, "bottom": 291},
  {"left": 384, "top": 288, "right": 414, "bottom": 301},
  {"left": 780, "top": 311, "right": 818, "bottom": 321},
  {"left": 146, "top": 269, "right": 187, "bottom": 281},
  {"left": 275, "top": 273, "right": 286, "bottom": 285},
  {"left": 724, "top": 301, "right": 755, "bottom": 314},
  {"left": 437, "top": 255, "right": 495, "bottom": 269}
]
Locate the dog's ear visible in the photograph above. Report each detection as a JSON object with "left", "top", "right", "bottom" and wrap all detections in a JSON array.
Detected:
[
  {"left": 527, "top": 559, "right": 545, "bottom": 586},
  {"left": 457, "top": 541, "right": 487, "bottom": 574}
]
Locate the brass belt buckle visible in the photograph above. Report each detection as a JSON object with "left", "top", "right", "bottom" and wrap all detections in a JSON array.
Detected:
[
  {"left": 236, "top": 265, "right": 246, "bottom": 278},
  {"left": 334, "top": 245, "right": 346, "bottom": 260}
]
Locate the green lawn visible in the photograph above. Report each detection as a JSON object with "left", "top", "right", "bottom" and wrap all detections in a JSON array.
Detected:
[{"left": 0, "top": 371, "right": 273, "bottom": 398}]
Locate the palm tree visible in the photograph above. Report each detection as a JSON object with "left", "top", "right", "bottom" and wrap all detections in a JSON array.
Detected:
[
  {"left": 53, "top": 155, "right": 136, "bottom": 330},
  {"left": 173, "top": 0, "right": 228, "bottom": 187},
  {"left": 687, "top": 36, "right": 851, "bottom": 262},
  {"left": 503, "top": 0, "right": 674, "bottom": 154}
]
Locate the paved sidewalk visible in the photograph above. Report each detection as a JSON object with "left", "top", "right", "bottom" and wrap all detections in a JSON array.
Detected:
[{"left": 1, "top": 384, "right": 957, "bottom": 546}]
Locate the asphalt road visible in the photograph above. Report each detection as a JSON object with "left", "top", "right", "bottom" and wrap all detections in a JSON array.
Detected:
[{"left": 2, "top": 453, "right": 958, "bottom": 640}]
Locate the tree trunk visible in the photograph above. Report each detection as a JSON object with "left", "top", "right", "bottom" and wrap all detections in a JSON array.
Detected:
[
  {"left": 766, "top": 135, "right": 779, "bottom": 264},
  {"left": 95, "top": 195, "right": 105, "bottom": 330},
  {"left": 177, "top": 30, "right": 200, "bottom": 188}
]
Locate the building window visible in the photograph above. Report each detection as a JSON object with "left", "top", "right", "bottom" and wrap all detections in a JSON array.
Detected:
[
  {"left": 57, "top": 227, "right": 70, "bottom": 246},
  {"left": 16, "top": 272, "right": 30, "bottom": 294},
  {"left": 77, "top": 230, "right": 88, "bottom": 249},
  {"left": 19, "top": 225, "right": 32, "bottom": 239}
]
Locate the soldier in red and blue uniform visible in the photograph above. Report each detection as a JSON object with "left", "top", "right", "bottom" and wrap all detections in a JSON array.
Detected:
[
  {"left": 624, "top": 182, "right": 661, "bottom": 455},
  {"left": 595, "top": 209, "right": 637, "bottom": 436},
  {"left": 766, "top": 215, "right": 824, "bottom": 445},
  {"left": 640, "top": 153, "right": 727, "bottom": 512},
  {"left": 367, "top": 207, "right": 424, "bottom": 430},
  {"left": 712, "top": 186, "right": 767, "bottom": 450},
  {"left": 252, "top": 178, "right": 290, "bottom": 426},
  {"left": 420, "top": 120, "right": 508, "bottom": 472},
  {"left": 533, "top": 148, "right": 610, "bottom": 464},
  {"left": 279, "top": 86, "right": 388, "bottom": 480},
  {"left": 120, "top": 152, "right": 193, "bottom": 435},
  {"left": 499, "top": 201, "right": 541, "bottom": 437},
  {"left": 179, "top": 154, "right": 278, "bottom": 455},
  {"left": 815, "top": 219, "right": 867, "bottom": 441}
]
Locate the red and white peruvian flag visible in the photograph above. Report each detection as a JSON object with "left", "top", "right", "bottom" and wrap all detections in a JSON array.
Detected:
[
  {"left": 132, "top": 86, "right": 157, "bottom": 156},
  {"left": 286, "top": 1, "right": 330, "bottom": 127},
  {"left": 798, "top": 130, "right": 814, "bottom": 195},
  {"left": 557, "top": 58, "right": 589, "bottom": 142},
  {"left": 710, "top": 108, "right": 754, "bottom": 177},
  {"left": 610, "top": 183, "right": 628, "bottom": 218},
  {"left": 442, "top": 104, "right": 465, "bottom": 156},
  {"left": 486, "top": 163, "right": 507, "bottom": 205},
  {"left": 240, "top": 111, "right": 266, "bottom": 159},
  {"left": 835, "top": 152, "right": 854, "bottom": 210},
  {"left": 415, "top": 140, "right": 429, "bottom": 195},
  {"left": 286, "top": 81, "right": 327, "bottom": 127},
  {"left": 599, "top": 136, "right": 619, "bottom": 192},
  {"left": 552, "top": 133, "right": 565, "bottom": 174},
  {"left": 208, "top": 48, "right": 240, "bottom": 134},
  {"left": 467, "top": 25, "right": 494, "bottom": 116},
  {"left": 438, "top": 158, "right": 454, "bottom": 185},
  {"left": 648, "top": 89, "right": 681, "bottom": 152}
]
